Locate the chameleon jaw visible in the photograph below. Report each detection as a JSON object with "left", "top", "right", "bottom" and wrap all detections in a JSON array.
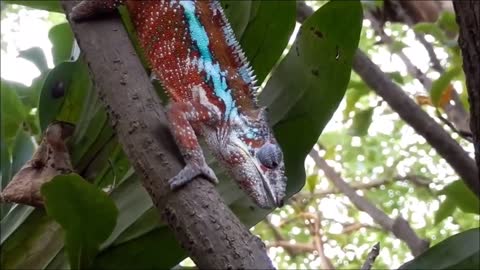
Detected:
[{"left": 231, "top": 139, "right": 283, "bottom": 209}]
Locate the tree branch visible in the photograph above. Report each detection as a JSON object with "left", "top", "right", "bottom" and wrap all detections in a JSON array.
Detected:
[
  {"left": 297, "top": 0, "right": 479, "bottom": 200},
  {"left": 61, "top": 1, "right": 273, "bottom": 269},
  {"left": 310, "top": 213, "right": 335, "bottom": 270},
  {"left": 361, "top": 242, "right": 380, "bottom": 270},
  {"left": 296, "top": 174, "right": 431, "bottom": 199},
  {"left": 309, "top": 149, "right": 429, "bottom": 257},
  {"left": 366, "top": 5, "right": 471, "bottom": 135},
  {"left": 453, "top": 0, "right": 480, "bottom": 183},
  {"left": 268, "top": 241, "right": 315, "bottom": 253},
  {"left": 352, "top": 50, "right": 479, "bottom": 198}
]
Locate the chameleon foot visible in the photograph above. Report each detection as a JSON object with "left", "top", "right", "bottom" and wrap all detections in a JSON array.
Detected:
[{"left": 168, "top": 162, "right": 218, "bottom": 190}]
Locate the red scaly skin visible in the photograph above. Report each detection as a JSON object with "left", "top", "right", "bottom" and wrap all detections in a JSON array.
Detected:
[{"left": 70, "top": 0, "right": 286, "bottom": 209}]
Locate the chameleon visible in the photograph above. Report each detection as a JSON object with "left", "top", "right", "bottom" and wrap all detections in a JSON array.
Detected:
[{"left": 70, "top": 0, "right": 286, "bottom": 208}]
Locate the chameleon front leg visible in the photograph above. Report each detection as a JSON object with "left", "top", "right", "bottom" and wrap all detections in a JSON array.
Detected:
[
  {"left": 166, "top": 89, "right": 221, "bottom": 189},
  {"left": 69, "top": 0, "right": 125, "bottom": 21}
]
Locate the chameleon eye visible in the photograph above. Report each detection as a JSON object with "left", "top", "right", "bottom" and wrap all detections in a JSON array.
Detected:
[{"left": 257, "top": 143, "right": 283, "bottom": 169}]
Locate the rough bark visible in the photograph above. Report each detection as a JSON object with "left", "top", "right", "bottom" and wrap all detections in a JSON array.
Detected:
[
  {"left": 309, "top": 150, "right": 429, "bottom": 257},
  {"left": 453, "top": 1, "right": 480, "bottom": 183},
  {"left": 61, "top": 1, "right": 274, "bottom": 269}
]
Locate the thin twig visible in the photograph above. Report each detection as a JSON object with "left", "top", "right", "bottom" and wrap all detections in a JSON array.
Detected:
[
  {"left": 361, "top": 242, "right": 381, "bottom": 270},
  {"left": 309, "top": 149, "right": 430, "bottom": 256}
]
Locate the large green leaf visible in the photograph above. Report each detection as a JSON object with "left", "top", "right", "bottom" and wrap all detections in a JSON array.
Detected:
[
  {"left": 93, "top": 226, "right": 184, "bottom": 270},
  {"left": 38, "top": 62, "right": 74, "bottom": 132},
  {"left": 434, "top": 197, "right": 456, "bottom": 225},
  {"left": 221, "top": 0, "right": 252, "bottom": 40},
  {"left": 239, "top": 1, "right": 296, "bottom": 83},
  {"left": 440, "top": 180, "right": 480, "bottom": 215},
  {"left": 10, "top": 129, "right": 35, "bottom": 176},
  {"left": 430, "top": 65, "right": 462, "bottom": 107},
  {"left": 49, "top": 23, "right": 75, "bottom": 65},
  {"left": 1, "top": 139, "right": 12, "bottom": 191},
  {"left": 1, "top": 81, "right": 27, "bottom": 143},
  {"left": 0, "top": 205, "right": 35, "bottom": 245},
  {"left": 41, "top": 174, "right": 118, "bottom": 269},
  {"left": 399, "top": 228, "right": 479, "bottom": 269},
  {"left": 0, "top": 209, "right": 62, "bottom": 270},
  {"left": 38, "top": 59, "right": 91, "bottom": 132},
  {"left": 260, "top": 0, "right": 363, "bottom": 196}
]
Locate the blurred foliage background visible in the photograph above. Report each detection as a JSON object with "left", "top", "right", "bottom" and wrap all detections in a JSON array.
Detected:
[{"left": 1, "top": 0, "right": 479, "bottom": 269}]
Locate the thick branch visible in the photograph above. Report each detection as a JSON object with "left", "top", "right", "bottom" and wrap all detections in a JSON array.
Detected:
[
  {"left": 453, "top": 1, "right": 480, "bottom": 182},
  {"left": 309, "top": 150, "right": 429, "bottom": 257},
  {"left": 61, "top": 1, "right": 273, "bottom": 269}
]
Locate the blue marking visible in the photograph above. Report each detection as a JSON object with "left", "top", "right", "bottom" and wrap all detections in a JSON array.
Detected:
[{"left": 180, "top": 0, "right": 238, "bottom": 119}]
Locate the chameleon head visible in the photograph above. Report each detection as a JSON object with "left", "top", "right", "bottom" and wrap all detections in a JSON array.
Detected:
[{"left": 218, "top": 108, "right": 287, "bottom": 209}]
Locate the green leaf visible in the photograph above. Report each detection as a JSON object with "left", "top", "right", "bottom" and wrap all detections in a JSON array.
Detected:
[
  {"left": 1, "top": 139, "right": 12, "bottom": 190},
  {"left": 386, "top": 71, "right": 405, "bottom": 84},
  {"left": 1, "top": 81, "right": 27, "bottom": 142},
  {"left": 38, "top": 61, "right": 75, "bottom": 132},
  {"left": 239, "top": 1, "right": 296, "bottom": 83},
  {"left": 92, "top": 226, "right": 184, "bottom": 270},
  {"left": 306, "top": 174, "right": 318, "bottom": 194},
  {"left": 434, "top": 197, "right": 456, "bottom": 225},
  {"left": 413, "top": 22, "right": 446, "bottom": 43},
  {"left": 390, "top": 41, "right": 407, "bottom": 54},
  {"left": 221, "top": 0, "right": 252, "bottom": 40},
  {"left": 441, "top": 180, "right": 480, "bottom": 215},
  {"left": 0, "top": 204, "right": 35, "bottom": 244},
  {"left": 0, "top": 208, "right": 61, "bottom": 270},
  {"left": 3, "top": 0, "right": 62, "bottom": 13},
  {"left": 49, "top": 23, "right": 75, "bottom": 65},
  {"left": 430, "top": 66, "right": 462, "bottom": 107},
  {"left": 10, "top": 129, "right": 35, "bottom": 176},
  {"left": 41, "top": 174, "right": 118, "bottom": 269},
  {"left": 100, "top": 176, "right": 153, "bottom": 249},
  {"left": 349, "top": 107, "right": 374, "bottom": 136},
  {"left": 18, "top": 47, "right": 49, "bottom": 73},
  {"left": 438, "top": 11, "right": 458, "bottom": 35},
  {"left": 260, "top": 0, "right": 363, "bottom": 197},
  {"left": 344, "top": 81, "right": 370, "bottom": 120},
  {"left": 399, "top": 228, "right": 479, "bottom": 269}
]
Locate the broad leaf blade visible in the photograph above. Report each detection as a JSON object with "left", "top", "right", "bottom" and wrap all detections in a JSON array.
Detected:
[
  {"left": 49, "top": 23, "right": 75, "bottom": 65},
  {"left": 41, "top": 174, "right": 118, "bottom": 269},
  {"left": 441, "top": 180, "right": 480, "bottom": 215},
  {"left": 399, "top": 228, "right": 480, "bottom": 270},
  {"left": 1, "top": 80, "right": 27, "bottom": 143},
  {"left": 260, "top": 0, "right": 363, "bottom": 196},
  {"left": 240, "top": 1, "right": 296, "bottom": 83}
]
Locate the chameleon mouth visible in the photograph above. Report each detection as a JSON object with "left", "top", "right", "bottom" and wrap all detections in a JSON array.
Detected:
[{"left": 232, "top": 139, "right": 279, "bottom": 208}]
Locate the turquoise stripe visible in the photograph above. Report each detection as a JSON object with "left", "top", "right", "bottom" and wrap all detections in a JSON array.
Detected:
[{"left": 180, "top": 1, "right": 238, "bottom": 119}]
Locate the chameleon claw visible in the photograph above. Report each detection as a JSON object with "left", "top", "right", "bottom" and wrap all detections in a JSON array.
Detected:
[{"left": 168, "top": 162, "right": 218, "bottom": 190}]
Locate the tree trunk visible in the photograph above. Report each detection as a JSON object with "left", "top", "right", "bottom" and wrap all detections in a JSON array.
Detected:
[
  {"left": 453, "top": 1, "right": 480, "bottom": 183},
  {"left": 61, "top": 1, "right": 274, "bottom": 269}
]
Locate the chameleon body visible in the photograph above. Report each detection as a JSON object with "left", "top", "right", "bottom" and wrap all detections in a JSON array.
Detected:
[{"left": 70, "top": 0, "right": 286, "bottom": 208}]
